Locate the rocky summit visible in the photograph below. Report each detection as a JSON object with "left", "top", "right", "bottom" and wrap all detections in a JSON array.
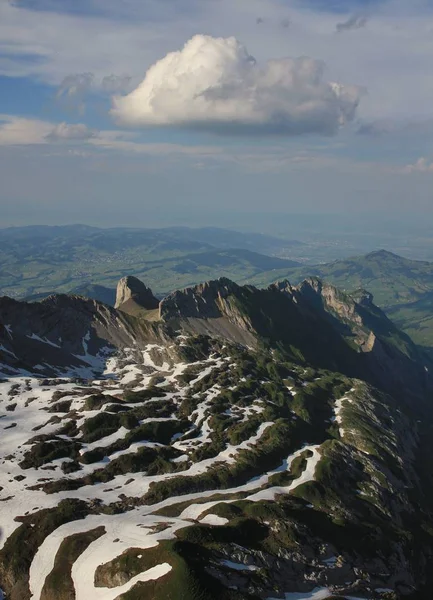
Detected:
[
  {"left": 1, "top": 276, "right": 433, "bottom": 600},
  {"left": 115, "top": 276, "right": 160, "bottom": 314}
]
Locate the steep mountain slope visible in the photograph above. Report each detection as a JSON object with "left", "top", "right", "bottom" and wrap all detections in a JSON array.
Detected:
[
  {"left": 1, "top": 276, "right": 433, "bottom": 600},
  {"left": 386, "top": 291, "right": 433, "bottom": 350},
  {"left": 160, "top": 277, "right": 430, "bottom": 401}
]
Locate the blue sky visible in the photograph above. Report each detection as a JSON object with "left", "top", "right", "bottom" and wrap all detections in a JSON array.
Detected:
[{"left": 1, "top": 0, "right": 433, "bottom": 227}]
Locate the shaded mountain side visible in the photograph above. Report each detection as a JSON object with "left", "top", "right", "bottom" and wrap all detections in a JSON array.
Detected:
[
  {"left": 0, "top": 294, "right": 168, "bottom": 375},
  {"left": 159, "top": 277, "right": 431, "bottom": 403}
]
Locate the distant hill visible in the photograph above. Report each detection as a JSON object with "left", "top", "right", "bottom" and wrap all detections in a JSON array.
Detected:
[
  {"left": 0, "top": 225, "right": 301, "bottom": 300},
  {"left": 309, "top": 250, "right": 433, "bottom": 306},
  {"left": 387, "top": 291, "right": 433, "bottom": 351},
  {"left": 70, "top": 283, "right": 117, "bottom": 306}
]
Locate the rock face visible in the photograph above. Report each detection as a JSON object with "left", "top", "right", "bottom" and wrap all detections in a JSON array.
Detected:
[
  {"left": 159, "top": 278, "right": 256, "bottom": 347},
  {"left": 293, "top": 277, "right": 431, "bottom": 402},
  {"left": 0, "top": 293, "right": 162, "bottom": 375},
  {"left": 114, "top": 276, "right": 159, "bottom": 312}
]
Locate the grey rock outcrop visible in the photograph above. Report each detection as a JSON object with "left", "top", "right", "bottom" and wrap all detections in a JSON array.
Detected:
[
  {"left": 115, "top": 276, "right": 159, "bottom": 311},
  {"left": 159, "top": 278, "right": 257, "bottom": 347},
  {"left": 160, "top": 278, "right": 244, "bottom": 321}
]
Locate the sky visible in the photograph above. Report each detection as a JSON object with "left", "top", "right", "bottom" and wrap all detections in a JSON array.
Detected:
[{"left": 1, "top": 0, "right": 433, "bottom": 228}]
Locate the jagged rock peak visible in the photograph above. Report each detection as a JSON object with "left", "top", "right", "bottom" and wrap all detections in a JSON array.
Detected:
[
  {"left": 298, "top": 277, "right": 375, "bottom": 311},
  {"left": 40, "top": 293, "right": 104, "bottom": 310},
  {"left": 268, "top": 279, "right": 294, "bottom": 294},
  {"left": 115, "top": 276, "right": 159, "bottom": 310},
  {"left": 298, "top": 276, "right": 347, "bottom": 299},
  {"left": 159, "top": 277, "right": 250, "bottom": 321},
  {"left": 182, "top": 277, "right": 241, "bottom": 296}
]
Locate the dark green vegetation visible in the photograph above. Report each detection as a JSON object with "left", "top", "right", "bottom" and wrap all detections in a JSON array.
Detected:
[
  {"left": 98, "top": 540, "right": 252, "bottom": 600},
  {"left": 40, "top": 527, "right": 105, "bottom": 600},
  {"left": 0, "top": 500, "right": 91, "bottom": 600}
]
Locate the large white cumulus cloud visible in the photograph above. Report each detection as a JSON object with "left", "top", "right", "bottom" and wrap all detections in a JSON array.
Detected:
[{"left": 112, "top": 35, "right": 364, "bottom": 135}]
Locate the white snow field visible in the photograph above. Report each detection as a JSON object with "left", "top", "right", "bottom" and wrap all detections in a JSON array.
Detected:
[{"left": 0, "top": 338, "right": 381, "bottom": 600}]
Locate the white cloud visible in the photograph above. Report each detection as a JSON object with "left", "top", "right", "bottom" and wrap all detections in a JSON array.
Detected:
[
  {"left": 0, "top": 115, "right": 53, "bottom": 145},
  {"left": 112, "top": 34, "right": 363, "bottom": 135},
  {"left": 0, "top": 116, "right": 95, "bottom": 145},
  {"left": 402, "top": 157, "right": 433, "bottom": 174},
  {"left": 0, "top": 114, "right": 224, "bottom": 161}
]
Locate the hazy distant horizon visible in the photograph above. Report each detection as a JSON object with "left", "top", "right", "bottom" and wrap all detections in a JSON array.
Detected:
[
  {"left": 1, "top": 210, "right": 431, "bottom": 236},
  {"left": 2, "top": 212, "right": 433, "bottom": 263}
]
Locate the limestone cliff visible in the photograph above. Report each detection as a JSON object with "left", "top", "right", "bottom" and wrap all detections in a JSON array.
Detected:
[{"left": 115, "top": 276, "right": 159, "bottom": 313}]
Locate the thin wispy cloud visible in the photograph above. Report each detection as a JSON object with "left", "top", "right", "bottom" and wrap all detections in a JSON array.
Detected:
[
  {"left": 402, "top": 157, "right": 433, "bottom": 174},
  {"left": 336, "top": 14, "right": 368, "bottom": 33},
  {"left": 47, "top": 122, "right": 96, "bottom": 141},
  {"left": 357, "top": 119, "right": 433, "bottom": 137},
  {"left": 101, "top": 74, "right": 132, "bottom": 93},
  {"left": 56, "top": 73, "right": 94, "bottom": 98},
  {"left": 0, "top": 115, "right": 94, "bottom": 145},
  {"left": 0, "top": 115, "right": 53, "bottom": 145}
]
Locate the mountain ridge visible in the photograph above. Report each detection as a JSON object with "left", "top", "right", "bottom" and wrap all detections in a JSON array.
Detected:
[{"left": 2, "top": 274, "right": 430, "bottom": 403}]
